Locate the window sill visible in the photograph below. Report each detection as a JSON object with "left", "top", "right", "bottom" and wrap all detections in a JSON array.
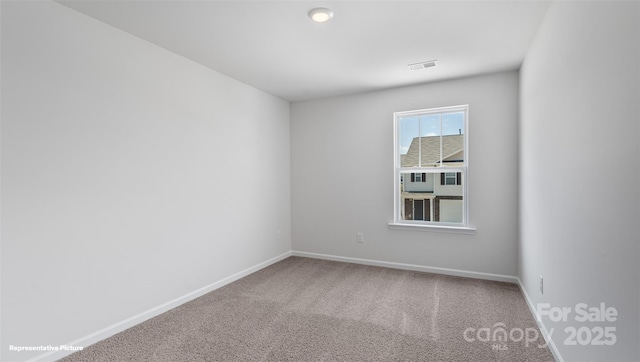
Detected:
[{"left": 387, "top": 222, "right": 476, "bottom": 234}]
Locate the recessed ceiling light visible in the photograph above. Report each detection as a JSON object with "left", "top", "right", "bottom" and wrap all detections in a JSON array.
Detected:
[
  {"left": 308, "top": 8, "right": 333, "bottom": 23},
  {"left": 408, "top": 60, "right": 438, "bottom": 71}
]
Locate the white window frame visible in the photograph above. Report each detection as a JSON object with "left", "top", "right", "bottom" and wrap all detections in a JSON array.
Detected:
[{"left": 390, "top": 105, "right": 474, "bottom": 232}]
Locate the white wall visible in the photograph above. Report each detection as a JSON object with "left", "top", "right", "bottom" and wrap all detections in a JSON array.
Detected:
[
  {"left": 519, "top": 2, "right": 639, "bottom": 361},
  {"left": 1, "top": 2, "right": 291, "bottom": 361},
  {"left": 291, "top": 71, "right": 519, "bottom": 276}
]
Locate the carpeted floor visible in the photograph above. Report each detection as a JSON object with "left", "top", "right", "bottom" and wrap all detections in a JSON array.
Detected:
[{"left": 61, "top": 257, "right": 555, "bottom": 361}]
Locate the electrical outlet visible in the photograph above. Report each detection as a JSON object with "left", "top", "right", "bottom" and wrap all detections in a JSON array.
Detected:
[
  {"left": 539, "top": 275, "right": 544, "bottom": 294},
  {"left": 356, "top": 232, "right": 364, "bottom": 243}
]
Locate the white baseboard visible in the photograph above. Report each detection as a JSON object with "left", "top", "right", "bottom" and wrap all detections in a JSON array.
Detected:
[
  {"left": 291, "top": 250, "right": 519, "bottom": 284},
  {"left": 517, "top": 277, "right": 563, "bottom": 362},
  {"left": 29, "top": 251, "right": 292, "bottom": 362}
]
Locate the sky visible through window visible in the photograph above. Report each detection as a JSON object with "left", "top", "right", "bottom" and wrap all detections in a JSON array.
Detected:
[{"left": 398, "top": 112, "right": 464, "bottom": 155}]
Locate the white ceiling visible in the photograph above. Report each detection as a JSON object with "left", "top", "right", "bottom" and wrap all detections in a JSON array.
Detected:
[{"left": 58, "top": 0, "right": 551, "bottom": 102}]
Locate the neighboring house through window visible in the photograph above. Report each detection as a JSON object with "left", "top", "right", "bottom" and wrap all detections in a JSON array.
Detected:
[
  {"left": 393, "top": 105, "right": 468, "bottom": 226},
  {"left": 443, "top": 172, "right": 460, "bottom": 186}
]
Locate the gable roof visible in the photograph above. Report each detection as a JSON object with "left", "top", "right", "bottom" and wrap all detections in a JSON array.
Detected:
[{"left": 401, "top": 134, "right": 464, "bottom": 167}]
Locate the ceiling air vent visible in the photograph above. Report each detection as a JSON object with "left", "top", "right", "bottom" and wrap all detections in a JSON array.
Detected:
[{"left": 408, "top": 60, "right": 437, "bottom": 71}]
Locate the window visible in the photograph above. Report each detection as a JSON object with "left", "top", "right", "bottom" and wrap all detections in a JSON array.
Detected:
[
  {"left": 413, "top": 172, "right": 425, "bottom": 182},
  {"left": 443, "top": 172, "right": 460, "bottom": 186},
  {"left": 393, "top": 105, "right": 468, "bottom": 227}
]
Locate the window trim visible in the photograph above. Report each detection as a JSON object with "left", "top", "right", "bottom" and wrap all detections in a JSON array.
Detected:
[{"left": 391, "top": 105, "right": 473, "bottom": 231}]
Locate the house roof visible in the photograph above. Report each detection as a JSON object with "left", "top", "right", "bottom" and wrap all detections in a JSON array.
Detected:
[{"left": 401, "top": 134, "right": 464, "bottom": 167}]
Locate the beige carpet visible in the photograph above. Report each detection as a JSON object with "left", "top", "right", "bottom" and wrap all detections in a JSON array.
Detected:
[{"left": 61, "top": 257, "right": 555, "bottom": 361}]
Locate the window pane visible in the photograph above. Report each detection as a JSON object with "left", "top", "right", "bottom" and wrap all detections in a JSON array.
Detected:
[
  {"left": 419, "top": 115, "right": 441, "bottom": 166},
  {"left": 397, "top": 170, "right": 465, "bottom": 224},
  {"left": 398, "top": 116, "right": 419, "bottom": 167},
  {"left": 442, "top": 112, "right": 464, "bottom": 136},
  {"left": 442, "top": 112, "right": 464, "bottom": 165}
]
